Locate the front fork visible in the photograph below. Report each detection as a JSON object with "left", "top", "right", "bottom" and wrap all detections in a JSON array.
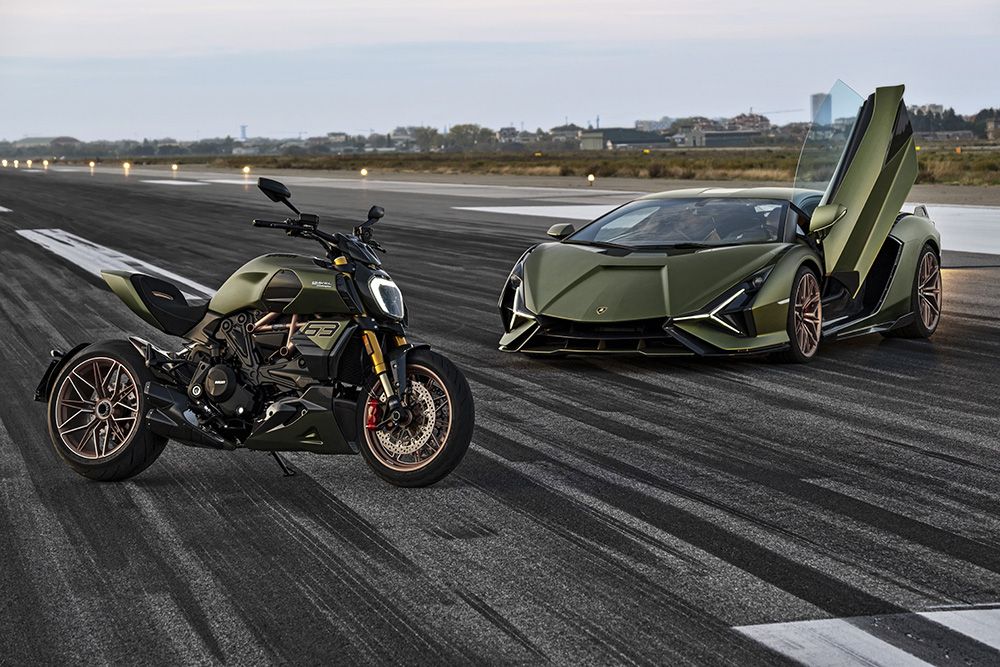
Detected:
[{"left": 362, "top": 332, "right": 411, "bottom": 425}]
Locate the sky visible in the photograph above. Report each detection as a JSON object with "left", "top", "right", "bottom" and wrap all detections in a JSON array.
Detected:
[{"left": 0, "top": 0, "right": 997, "bottom": 141}]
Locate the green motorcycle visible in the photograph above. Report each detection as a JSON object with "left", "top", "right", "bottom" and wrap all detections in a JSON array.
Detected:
[{"left": 35, "top": 178, "right": 475, "bottom": 486}]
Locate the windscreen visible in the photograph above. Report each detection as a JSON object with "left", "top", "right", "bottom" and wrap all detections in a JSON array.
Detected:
[
  {"left": 567, "top": 198, "right": 788, "bottom": 249},
  {"left": 794, "top": 80, "right": 864, "bottom": 200}
]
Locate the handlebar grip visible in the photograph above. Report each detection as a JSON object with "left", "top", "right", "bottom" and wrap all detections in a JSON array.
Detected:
[{"left": 252, "top": 219, "right": 285, "bottom": 228}]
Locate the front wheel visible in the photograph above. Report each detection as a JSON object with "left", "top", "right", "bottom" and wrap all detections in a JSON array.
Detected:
[
  {"left": 358, "top": 348, "right": 474, "bottom": 487},
  {"left": 772, "top": 266, "right": 823, "bottom": 363}
]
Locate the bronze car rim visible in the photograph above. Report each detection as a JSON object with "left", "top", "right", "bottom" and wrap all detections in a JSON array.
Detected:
[
  {"left": 794, "top": 273, "right": 822, "bottom": 357},
  {"left": 364, "top": 364, "right": 452, "bottom": 472},
  {"left": 54, "top": 357, "right": 140, "bottom": 460},
  {"left": 918, "top": 251, "right": 942, "bottom": 331}
]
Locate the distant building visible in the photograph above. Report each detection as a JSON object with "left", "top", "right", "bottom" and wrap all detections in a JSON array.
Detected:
[
  {"left": 327, "top": 132, "right": 350, "bottom": 144},
  {"left": 727, "top": 113, "right": 771, "bottom": 132},
  {"left": 232, "top": 145, "right": 261, "bottom": 156},
  {"left": 580, "top": 128, "right": 671, "bottom": 151},
  {"left": 496, "top": 127, "right": 520, "bottom": 143},
  {"left": 810, "top": 93, "right": 832, "bottom": 126},
  {"left": 689, "top": 128, "right": 762, "bottom": 147},
  {"left": 549, "top": 123, "right": 584, "bottom": 142},
  {"left": 14, "top": 137, "right": 60, "bottom": 148},
  {"left": 914, "top": 130, "right": 975, "bottom": 142},
  {"left": 634, "top": 116, "right": 675, "bottom": 132},
  {"left": 987, "top": 119, "right": 999, "bottom": 141}
]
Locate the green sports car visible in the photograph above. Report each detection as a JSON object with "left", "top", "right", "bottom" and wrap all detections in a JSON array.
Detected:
[{"left": 498, "top": 82, "right": 942, "bottom": 362}]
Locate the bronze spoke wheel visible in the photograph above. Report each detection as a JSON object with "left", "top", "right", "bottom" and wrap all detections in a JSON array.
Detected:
[
  {"left": 364, "top": 364, "right": 453, "bottom": 473},
  {"left": 357, "top": 348, "right": 474, "bottom": 487},
  {"left": 917, "top": 250, "right": 942, "bottom": 331},
  {"left": 54, "top": 356, "right": 140, "bottom": 460},
  {"left": 882, "top": 243, "right": 942, "bottom": 340},
  {"left": 793, "top": 271, "right": 822, "bottom": 358}
]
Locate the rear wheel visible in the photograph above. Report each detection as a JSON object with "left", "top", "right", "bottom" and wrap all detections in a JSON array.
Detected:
[
  {"left": 47, "top": 340, "right": 166, "bottom": 481},
  {"left": 772, "top": 266, "right": 822, "bottom": 363},
  {"left": 358, "top": 348, "right": 474, "bottom": 487},
  {"left": 883, "top": 244, "right": 941, "bottom": 339}
]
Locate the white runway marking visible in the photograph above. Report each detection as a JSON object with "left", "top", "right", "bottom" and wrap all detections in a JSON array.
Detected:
[
  {"left": 16, "top": 228, "right": 215, "bottom": 301},
  {"left": 140, "top": 179, "right": 209, "bottom": 186},
  {"left": 737, "top": 617, "right": 934, "bottom": 667},
  {"left": 0, "top": 206, "right": 11, "bottom": 213},
  {"left": 200, "top": 178, "right": 255, "bottom": 185},
  {"left": 49, "top": 166, "right": 91, "bottom": 172},
  {"left": 454, "top": 203, "right": 1000, "bottom": 256},
  {"left": 737, "top": 607, "right": 1000, "bottom": 666},
  {"left": 918, "top": 607, "right": 1000, "bottom": 651}
]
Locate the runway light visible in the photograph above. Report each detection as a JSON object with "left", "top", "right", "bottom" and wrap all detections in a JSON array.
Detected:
[
  {"left": 915, "top": 145, "right": 921, "bottom": 151},
  {"left": 1, "top": 160, "right": 6, "bottom": 168},
  {"left": 26, "top": 159, "right": 33, "bottom": 168},
  {"left": 587, "top": 173, "right": 596, "bottom": 186},
  {"left": 171, "top": 164, "right": 179, "bottom": 172},
  {"left": 242, "top": 166, "right": 251, "bottom": 175},
  {"left": 534, "top": 151, "right": 543, "bottom": 157},
  {"left": 43, "top": 159, "right": 49, "bottom": 169},
  {"left": 360, "top": 168, "right": 368, "bottom": 177},
  {"left": 13, "top": 160, "right": 19, "bottom": 168},
  {"left": 122, "top": 162, "right": 131, "bottom": 170},
  {"left": 89, "top": 161, "right": 96, "bottom": 168}
]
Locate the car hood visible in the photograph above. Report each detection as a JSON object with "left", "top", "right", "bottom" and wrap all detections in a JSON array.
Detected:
[{"left": 522, "top": 242, "right": 789, "bottom": 321}]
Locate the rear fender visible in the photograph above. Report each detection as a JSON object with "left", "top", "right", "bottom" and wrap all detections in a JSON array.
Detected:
[{"left": 34, "top": 343, "right": 91, "bottom": 402}]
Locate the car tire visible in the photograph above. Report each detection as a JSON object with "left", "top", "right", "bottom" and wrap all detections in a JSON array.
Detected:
[
  {"left": 47, "top": 340, "right": 167, "bottom": 481},
  {"left": 772, "top": 266, "right": 823, "bottom": 364},
  {"left": 882, "top": 243, "right": 941, "bottom": 339}
]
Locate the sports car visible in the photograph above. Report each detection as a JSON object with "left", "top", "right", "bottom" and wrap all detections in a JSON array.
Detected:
[{"left": 498, "top": 83, "right": 941, "bottom": 362}]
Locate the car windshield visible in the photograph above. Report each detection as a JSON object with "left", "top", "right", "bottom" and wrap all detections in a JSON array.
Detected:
[{"left": 566, "top": 197, "right": 788, "bottom": 249}]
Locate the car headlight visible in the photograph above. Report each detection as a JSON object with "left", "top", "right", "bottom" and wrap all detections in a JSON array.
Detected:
[{"left": 368, "top": 275, "right": 405, "bottom": 320}]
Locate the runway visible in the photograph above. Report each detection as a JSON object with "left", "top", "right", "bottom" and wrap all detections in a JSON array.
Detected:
[{"left": 1, "top": 166, "right": 999, "bottom": 665}]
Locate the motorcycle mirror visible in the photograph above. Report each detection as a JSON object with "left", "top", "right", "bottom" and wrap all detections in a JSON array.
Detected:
[
  {"left": 367, "top": 205, "right": 385, "bottom": 221},
  {"left": 258, "top": 177, "right": 300, "bottom": 215},
  {"left": 258, "top": 177, "right": 291, "bottom": 202}
]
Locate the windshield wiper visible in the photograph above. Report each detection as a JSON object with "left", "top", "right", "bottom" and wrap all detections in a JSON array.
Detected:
[{"left": 663, "top": 242, "right": 712, "bottom": 249}]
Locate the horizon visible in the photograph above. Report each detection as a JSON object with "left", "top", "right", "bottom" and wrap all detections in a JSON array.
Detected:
[{"left": 1, "top": 0, "right": 997, "bottom": 141}]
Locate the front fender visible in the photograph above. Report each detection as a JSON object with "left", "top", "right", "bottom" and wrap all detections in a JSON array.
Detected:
[{"left": 34, "top": 343, "right": 91, "bottom": 402}]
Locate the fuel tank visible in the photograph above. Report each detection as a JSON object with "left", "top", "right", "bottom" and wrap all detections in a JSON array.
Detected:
[{"left": 210, "top": 253, "right": 353, "bottom": 316}]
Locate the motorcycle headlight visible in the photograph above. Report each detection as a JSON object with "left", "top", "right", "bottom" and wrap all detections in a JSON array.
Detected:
[{"left": 368, "top": 276, "right": 405, "bottom": 320}]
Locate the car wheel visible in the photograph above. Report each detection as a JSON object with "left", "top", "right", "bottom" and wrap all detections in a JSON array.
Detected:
[
  {"left": 882, "top": 243, "right": 941, "bottom": 339},
  {"left": 47, "top": 340, "right": 167, "bottom": 481},
  {"left": 772, "top": 266, "right": 822, "bottom": 363}
]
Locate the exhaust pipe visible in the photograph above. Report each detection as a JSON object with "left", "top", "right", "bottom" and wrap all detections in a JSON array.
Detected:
[{"left": 144, "top": 382, "right": 236, "bottom": 450}]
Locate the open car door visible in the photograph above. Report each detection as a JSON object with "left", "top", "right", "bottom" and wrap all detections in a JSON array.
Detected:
[{"left": 795, "top": 82, "right": 918, "bottom": 295}]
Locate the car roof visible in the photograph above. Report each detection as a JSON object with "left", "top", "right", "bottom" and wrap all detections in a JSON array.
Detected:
[{"left": 639, "top": 186, "right": 824, "bottom": 208}]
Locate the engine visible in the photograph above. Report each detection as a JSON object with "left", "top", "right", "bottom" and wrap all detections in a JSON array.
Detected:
[{"left": 188, "top": 360, "right": 257, "bottom": 418}]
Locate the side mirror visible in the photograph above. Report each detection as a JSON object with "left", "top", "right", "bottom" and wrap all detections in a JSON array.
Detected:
[
  {"left": 808, "top": 204, "right": 847, "bottom": 234},
  {"left": 258, "top": 177, "right": 291, "bottom": 202},
  {"left": 367, "top": 205, "right": 385, "bottom": 221},
  {"left": 258, "top": 177, "right": 300, "bottom": 215},
  {"left": 547, "top": 223, "right": 575, "bottom": 239}
]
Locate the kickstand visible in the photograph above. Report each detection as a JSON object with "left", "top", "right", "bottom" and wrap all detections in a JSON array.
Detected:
[{"left": 270, "top": 452, "right": 296, "bottom": 477}]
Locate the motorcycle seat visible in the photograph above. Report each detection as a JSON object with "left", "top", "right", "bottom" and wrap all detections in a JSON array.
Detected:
[{"left": 129, "top": 274, "right": 209, "bottom": 337}]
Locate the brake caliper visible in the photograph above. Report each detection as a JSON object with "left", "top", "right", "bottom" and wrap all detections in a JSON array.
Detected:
[{"left": 365, "top": 398, "right": 381, "bottom": 430}]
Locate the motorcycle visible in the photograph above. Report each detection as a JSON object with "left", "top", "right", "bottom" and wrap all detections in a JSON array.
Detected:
[{"left": 35, "top": 177, "right": 475, "bottom": 487}]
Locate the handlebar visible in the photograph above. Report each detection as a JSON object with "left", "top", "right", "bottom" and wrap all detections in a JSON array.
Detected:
[{"left": 252, "top": 219, "right": 292, "bottom": 229}]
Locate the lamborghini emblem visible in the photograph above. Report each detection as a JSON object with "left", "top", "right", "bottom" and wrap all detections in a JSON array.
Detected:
[{"left": 596, "top": 306, "right": 608, "bottom": 315}]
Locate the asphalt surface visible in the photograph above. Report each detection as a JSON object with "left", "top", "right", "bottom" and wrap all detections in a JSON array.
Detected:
[{"left": 1, "top": 167, "right": 999, "bottom": 665}]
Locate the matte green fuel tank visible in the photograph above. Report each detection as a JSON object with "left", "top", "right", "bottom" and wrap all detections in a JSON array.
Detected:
[{"left": 209, "top": 254, "right": 351, "bottom": 315}]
